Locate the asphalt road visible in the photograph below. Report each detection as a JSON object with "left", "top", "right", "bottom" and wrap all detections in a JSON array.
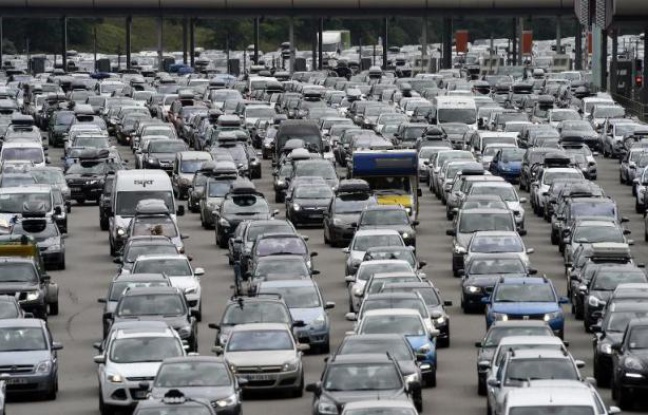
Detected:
[{"left": 8, "top": 142, "right": 648, "bottom": 415}]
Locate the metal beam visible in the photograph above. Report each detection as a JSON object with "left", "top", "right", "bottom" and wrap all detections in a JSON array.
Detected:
[
  {"left": 61, "top": 17, "right": 68, "bottom": 71},
  {"left": 555, "top": 15, "right": 561, "bottom": 54},
  {"left": 182, "top": 17, "right": 188, "bottom": 64},
  {"left": 126, "top": 16, "right": 132, "bottom": 70},
  {"left": 289, "top": 17, "right": 295, "bottom": 74},
  {"left": 382, "top": 17, "right": 388, "bottom": 70},
  {"left": 190, "top": 18, "right": 195, "bottom": 67},
  {"left": 511, "top": 18, "right": 517, "bottom": 65},
  {"left": 253, "top": 17, "right": 259, "bottom": 64},
  {"left": 157, "top": 16, "right": 163, "bottom": 71},
  {"left": 574, "top": 20, "right": 582, "bottom": 70},
  {"left": 600, "top": 28, "right": 607, "bottom": 91},
  {"left": 318, "top": 17, "right": 324, "bottom": 70},
  {"left": 643, "top": 25, "right": 648, "bottom": 103},
  {"left": 0, "top": 18, "right": 3, "bottom": 70},
  {"left": 442, "top": 17, "right": 452, "bottom": 69}
]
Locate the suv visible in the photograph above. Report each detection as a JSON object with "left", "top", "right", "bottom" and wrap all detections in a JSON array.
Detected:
[
  {"left": 94, "top": 322, "right": 186, "bottom": 414},
  {"left": 124, "top": 199, "right": 185, "bottom": 253},
  {"left": 356, "top": 205, "right": 418, "bottom": 247}
]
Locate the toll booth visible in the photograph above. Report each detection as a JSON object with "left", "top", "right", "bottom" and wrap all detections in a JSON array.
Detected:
[
  {"left": 29, "top": 57, "right": 46, "bottom": 74},
  {"left": 293, "top": 57, "right": 307, "bottom": 72},
  {"left": 96, "top": 58, "right": 111, "bottom": 73},
  {"left": 611, "top": 59, "right": 633, "bottom": 97}
]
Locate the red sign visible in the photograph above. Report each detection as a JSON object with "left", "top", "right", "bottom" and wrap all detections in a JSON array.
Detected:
[
  {"left": 522, "top": 31, "right": 533, "bottom": 55},
  {"left": 455, "top": 30, "right": 469, "bottom": 53}
]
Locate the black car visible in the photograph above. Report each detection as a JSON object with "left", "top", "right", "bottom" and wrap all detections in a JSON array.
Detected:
[
  {"left": 0, "top": 254, "right": 57, "bottom": 320},
  {"left": 133, "top": 389, "right": 216, "bottom": 415},
  {"left": 323, "top": 180, "right": 377, "bottom": 247},
  {"left": 356, "top": 205, "right": 418, "bottom": 247},
  {"left": 97, "top": 272, "right": 172, "bottom": 338},
  {"left": 148, "top": 357, "right": 242, "bottom": 415},
  {"left": 142, "top": 140, "right": 189, "bottom": 173},
  {"left": 109, "top": 286, "right": 199, "bottom": 351},
  {"left": 11, "top": 216, "right": 65, "bottom": 270},
  {"left": 286, "top": 183, "right": 333, "bottom": 227},
  {"left": 611, "top": 317, "right": 648, "bottom": 410},
  {"left": 214, "top": 181, "right": 276, "bottom": 248},
  {"left": 473, "top": 320, "right": 554, "bottom": 395},
  {"left": 592, "top": 302, "right": 648, "bottom": 387},
  {"left": 460, "top": 254, "right": 534, "bottom": 313},
  {"left": 272, "top": 162, "right": 293, "bottom": 203},
  {"left": 334, "top": 334, "right": 423, "bottom": 411},
  {"left": 114, "top": 235, "right": 179, "bottom": 273},
  {"left": 305, "top": 354, "right": 413, "bottom": 415},
  {"left": 245, "top": 233, "right": 316, "bottom": 275},
  {"left": 64, "top": 149, "right": 123, "bottom": 205},
  {"left": 228, "top": 219, "right": 297, "bottom": 268}
]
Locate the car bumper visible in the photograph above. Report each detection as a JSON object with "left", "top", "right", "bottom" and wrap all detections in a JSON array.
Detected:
[
  {"left": 497, "top": 171, "right": 520, "bottom": 183},
  {"left": 452, "top": 253, "right": 464, "bottom": 271},
  {"left": 69, "top": 185, "right": 102, "bottom": 200},
  {"left": 101, "top": 379, "right": 150, "bottom": 407},
  {"left": 3, "top": 372, "right": 56, "bottom": 395},
  {"left": 41, "top": 250, "right": 64, "bottom": 265},
  {"left": 295, "top": 327, "right": 329, "bottom": 346},
  {"left": 463, "top": 291, "right": 489, "bottom": 307},
  {"left": 328, "top": 225, "right": 355, "bottom": 244},
  {"left": 290, "top": 209, "right": 326, "bottom": 224},
  {"left": 618, "top": 372, "right": 648, "bottom": 389},
  {"left": 237, "top": 369, "right": 302, "bottom": 391}
]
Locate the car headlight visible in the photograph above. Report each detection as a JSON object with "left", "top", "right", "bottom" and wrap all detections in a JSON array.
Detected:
[
  {"left": 353, "top": 286, "right": 364, "bottom": 297},
  {"left": 492, "top": 312, "right": 508, "bottom": 321},
  {"left": 306, "top": 259, "right": 312, "bottom": 269},
  {"left": 600, "top": 343, "right": 613, "bottom": 355},
  {"left": 405, "top": 207, "right": 412, "bottom": 215},
  {"left": 228, "top": 363, "right": 237, "bottom": 373},
  {"left": 282, "top": 358, "right": 300, "bottom": 372},
  {"left": 418, "top": 344, "right": 431, "bottom": 354},
  {"left": 293, "top": 204, "right": 301, "bottom": 211},
  {"left": 177, "top": 325, "right": 192, "bottom": 338},
  {"left": 277, "top": 179, "right": 285, "bottom": 186},
  {"left": 402, "top": 232, "right": 409, "bottom": 239},
  {"left": 219, "top": 218, "right": 230, "bottom": 227},
  {"left": 26, "top": 290, "right": 40, "bottom": 301},
  {"left": 46, "top": 244, "right": 61, "bottom": 251},
  {"left": 434, "top": 316, "right": 446, "bottom": 326},
  {"left": 214, "top": 394, "right": 238, "bottom": 408},
  {"left": 219, "top": 333, "right": 229, "bottom": 345},
  {"left": 207, "top": 202, "right": 218, "bottom": 211},
  {"left": 588, "top": 296, "right": 602, "bottom": 307},
  {"left": 624, "top": 356, "right": 644, "bottom": 371},
  {"left": 332, "top": 218, "right": 344, "bottom": 226},
  {"left": 107, "top": 373, "right": 123, "bottom": 383},
  {"left": 185, "top": 286, "right": 197, "bottom": 295},
  {"left": 465, "top": 285, "right": 481, "bottom": 293},
  {"left": 35, "top": 360, "right": 52, "bottom": 374},
  {"left": 404, "top": 373, "right": 419, "bottom": 384},
  {"left": 318, "top": 399, "right": 339, "bottom": 415},
  {"left": 116, "top": 227, "right": 126, "bottom": 237},
  {"left": 453, "top": 244, "right": 466, "bottom": 254},
  {"left": 312, "top": 314, "right": 326, "bottom": 329},
  {"left": 543, "top": 311, "right": 562, "bottom": 321}
]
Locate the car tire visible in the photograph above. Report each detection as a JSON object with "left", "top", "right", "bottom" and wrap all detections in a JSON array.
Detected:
[
  {"left": 425, "top": 371, "right": 436, "bottom": 388},
  {"left": 415, "top": 394, "right": 423, "bottom": 412},
  {"left": 99, "top": 392, "right": 114, "bottom": 415},
  {"left": 636, "top": 199, "right": 644, "bottom": 214},
  {"left": 100, "top": 219, "right": 109, "bottom": 231},
  {"left": 45, "top": 378, "right": 57, "bottom": 400},
  {"left": 292, "top": 376, "right": 304, "bottom": 398},
  {"left": 574, "top": 303, "right": 584, "bottom": 320},
  {"left": 323, "top": 229, "right": 330, "bottom": 245},
  {"left": 617, "top": 385, "right": 633, "bottom": 411},
  {"left": 594, "top": 362, "right": 610, "bottom": 387},
  {"left": 49, "top": 301, "right": 59, "bottom": 316},
  {"left": 477, "top": 378, "right": 486, "bottom": 396}
]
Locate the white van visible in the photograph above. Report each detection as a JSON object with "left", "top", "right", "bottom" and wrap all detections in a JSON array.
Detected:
[
  {"left": 108, "top": 169, "right": 183, "bottom": 256},
  {"left": 433, "top": 97, "right": 477, "bottom": 130},
  {"left": 0, "top": 142, "right": 48, "bottom": 167}
]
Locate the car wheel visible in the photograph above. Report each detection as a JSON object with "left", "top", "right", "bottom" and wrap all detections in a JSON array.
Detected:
[
  {"left": 594, "top": 362, "right": 610, "bottom": 387},
  {"left": 100, "top": 219, "right": 109, "bottom": 231},
  {"left": 99, "top": 392, "right": 114, "bottom": 415},
  {"left": 617, "top": 385, "right": 633, "bottom": 410},
  {"left": 550, "top": 231, "right": 558, "bottom": 245},
  {"left": 477, "top": 377, "right": 486, "bottom": 396},
  {"left": 415, "top": 393, "right": 423, "bottom": 412},
  {"left": 425, "top": 371, "right": 436, "bottom": 388},
  {"left": 636, "top": 199, "right": 644, "bottom": 214},
  {"left": 45, "top": 378, "right": 57, "bottom": 400},
  {"left": 76, "top": 198, "right": 85, "bottom": 205},
  {"left": 49, "top": 301, "right": 59, "bottom": 316},
  {"left": 620, "top": 173, "right": 625, "bottom": 184},
  {"left": 574, "top": 303, "right": 584, "bottom": 320},
  {"left": 323, "top": 228, "right": 330, "bottom": 245}
]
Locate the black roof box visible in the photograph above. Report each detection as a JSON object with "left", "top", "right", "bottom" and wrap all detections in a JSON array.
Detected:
[{"left": 336, "top": 179, "right": 371, "bottom": 194}]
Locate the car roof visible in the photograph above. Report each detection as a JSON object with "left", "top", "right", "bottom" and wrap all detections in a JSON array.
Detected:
[
  {"left": 362, "top": 308, "right": 421, "bottom": 317},
  {"left": 229, "top": 322, "right": 292, "bottom": 332},
  {"left": 0, "top": 318, "right": 43, "bottom": 328},
  {"left": 160, "top": 356, "right": 226, "bottom": 365},
  {"left": 133, "top": 254, "right": 188, "bottom": 262},
  {"left": 472, "top": 230, "right": 521, "bottom": 237},
  {"left": 329, "top": 353, "right": 395, "bottom": 364},
  {"left": 354, "top": 229, "right": 401, "bottom": 236},
  {"left": 114, "top": 325, "right": 177, "bottom": 339},
  {"left": 122, "top": 286, "right": 180, "bottom": 296},
  {"left": 113, "top": 273, "right": 169, "bottom": 282},
  {"left": 498, "top": 335, "right": 563, "bottom": 346},
  {"left": 499, "top": 277, "right": 550, "bottom": 285},
  {"left": 259, "top": 279, "right": 317, "bottom": 289},
  {"left": 507, "top": 349, "right": 569, "bottom": 359},
  {"left": 343, "top": 400, "right": 415, "bottom": 411}
]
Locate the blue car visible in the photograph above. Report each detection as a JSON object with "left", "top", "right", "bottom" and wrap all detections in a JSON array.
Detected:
[
  {"left": 483, "top": 276, "right": 569, "bottom": 338},
  {"left": 257, "top": 279, "right": 335, "bottom": 353},
  {"left": 489, "top": 147, "right": 525, "bottom": 183}
]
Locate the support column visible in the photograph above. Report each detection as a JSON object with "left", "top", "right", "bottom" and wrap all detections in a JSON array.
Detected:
[
  {"left": 189, "top": 18, "right": 196, "bottom": 68},
  {"left": 574, "top": 21, "right": 583, "bottom": 70},
  {"left": 382, "top": 17, "right": 388, "bottom": 70},
  {"left": 289, "top": 17, "right": 295, "bottom": 74},
  {"left": 556, "top": 16, "right": 562, "bottom": 54},
  {"left": 93, "top": 21, "right": 98, "bottom": 72},
  {"left": 0, "top": 18, "right": 4, "bottom": 69},
  {"left": 511, "top": 18, "right": 517, "bottom": 65},
  {"left": 157, "top": 16, "right": 164, "bottom": 71},
  {"left": 318, "top": 18, "right": 324, "bottom": 70},
  {"left": 182, "top": 18, "right": 188, "bottom": 65},
  {"left": 126, "top": 16, "right": 132, "bottom": 70},
  {"left": 62, "top": 17, "right": 68, "bottom": 71},
  {"left": 442, "top": 17, "right": 452, "bottom": 69},
  {"left": 421, "top": 15, "right": 428, "bottom": 71},
  {"left": 643, "top": 25, "right": 648, "bottom": 103},
  {"left": 312, "top": 21, "right": 317, "bottom": 70},
  {"left": 253, "top": 17, "right": 260, "bottom": 65},
  {"left": 600, "top": 28, "right": 608, "bottom": 91},
  {"left": 611, "top": 29, "right": 618, "bottom": 92},
  {"left": 517, "top": 17, "right": 523, "bottom": 65}
]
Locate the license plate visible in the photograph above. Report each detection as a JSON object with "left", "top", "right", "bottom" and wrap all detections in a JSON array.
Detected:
[
  {"left": 243, "top": 374, "right": 273, "bottom": 381},
  {"left": 6, "top": 378, "right": 27, "bottom": 385},
  {"left": 133, "top": 390, "right": 148, "bottom": 399}
]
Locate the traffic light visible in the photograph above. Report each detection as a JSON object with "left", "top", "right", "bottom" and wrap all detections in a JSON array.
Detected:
[{"left": 636, "top": 75, "right": 643, "bottom": 88}]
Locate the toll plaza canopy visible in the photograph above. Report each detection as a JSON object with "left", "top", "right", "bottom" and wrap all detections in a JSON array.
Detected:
[{"left": 1, "top": 0, "right": 576, "bottom": 17}]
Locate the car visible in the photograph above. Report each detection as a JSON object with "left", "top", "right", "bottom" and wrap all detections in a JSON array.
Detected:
[
  {"left": 113, "top": 235, "right": 178, "bottom": 273},
  {"left": 285, "top": 183, "right": 333, "bottom": 227},
  {"left": 257, "top": 279, "right": 335, "bottom": 353},
  {"left": 199, "top": 173, "right": 239, "bottom": 230},
  {"left": 130, "top": 254, "right": 205, "bottom": 320},
  {"left": 530, "top": 163, "right": 584, "bottom": 216},
  {"left": 562, "top": 220, "right": 631, "bottom": 267},
  {"left": 467, "top": 181, "right": 527, "bottom": 230},
  {"left": 362, "top": 246, "right": 426, "bottom": 271},
  {"left": 94, "top": 322, "right": 186, "bottom": 415},
  {"left": 124, "top": 199, "right": 186, "bottom": 254},
  {"left": 148, "top": 356, "right": 242, "bottom": 415},
  {"left": 229, "top": 219, "right": 297, "bottom": 269},
  {"left": 356, "top": 205, "right": 418, "bottom": 247},
  {"left": 212, "top": 323, "right": 307, "bottom": 397},
  {"left": 355, "top": 308, "right": 439, "bottom": 386},
  {"left": 305, "top": 354, "right": 414, "bottom": 415},
  {"left": 323, "top": 180, "right": 377, "bottom": 247},
  {"left": 484, "top": 277, "right": 569, "bottom": 338},
  {"left": 460, "top": 254, "right": 535, "bottom": 313},
  {"left": 245, "top": 233, "right": 316, "bottom": 275},
  {"left": 343, "top": 229, "right": 405, "bottom": 276},
  {"left": 474, "top": 321, "right": 555, "bottom": 395},
  {"left": 611, "top": 317, "right": 648, "bottom": 410},
  {"left": 11, "top": 215, "right": 65, "bottom": 270},
  {"left": 464, "top": 231, "right": 534, "bottom": 270}
]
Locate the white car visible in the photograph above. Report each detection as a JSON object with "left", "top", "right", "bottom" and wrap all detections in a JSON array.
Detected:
[
  {"left": 531, "top": 167, "right": 584, "bottom": 216},
  {"left": 94, "top": 323, "right": 185, "bottom": 414},
  {"left": 344, "top": 259, "right": 415, "bottom": 313},
  {"left": 468, "top": 181, "right": 527, "bottom": 229},
  {"left": 343, "top": 229, "right": 405, "bottom": 276}
]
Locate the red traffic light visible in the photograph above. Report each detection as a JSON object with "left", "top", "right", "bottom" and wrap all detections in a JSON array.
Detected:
[{"left": 636, "top": 75, "right": 643, "bottom": 87}]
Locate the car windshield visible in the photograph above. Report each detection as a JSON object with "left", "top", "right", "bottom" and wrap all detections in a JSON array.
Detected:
[
  {"left": 0, "top": 174, "right": 35, "bottom": 187},
  {"left": 437, "top": 108, "right": 476, "bottom": 124},
  {"left": 361, "top": 210, "right": 409, "bottom": 226},
  {"left": 495, "top": 284, "right": 555, "bottom": 302},
  {"left": 30, "top": 169, "right": 65, "bottom": 185},
  {"left": 1, "top": 148, "right": 43, "bottom": 163},
  {"left": 222, "top": 195, "right": 269, "bottom": 215},
  {"left": 181, "top": 160, "right": 208, "bottom": 174},
  {"left": 246, "top": 107, "right": 276, "bottom": 118},
  {"left": 353, "top": 234, "right": 404, "bottom": 251},
  {"left": 116, "top": 191, "right": 174, "bottom": 217},
  {"left": 294, "top": 162, "right": 336, "bottom": 180},
  {"left": 607, "top": 311, "right": 648, "bottom": 333},
  {"left": 207, "top": 181, "right": 232, "bottom": 198},
  {"left": 117, "top": 294, "right": 186, "bottom": 317},
  {"left": 470, "top": 185, "right": 517, "bottom": 202},
  {"left": 67, "top": 162, "right": 117, "bottom": 175},
  {"left": 362, "top": 298, "right": 426, "bottom": 317},
  {"left": 0, "top": 301, "right": 18, "bottom": 318},
  {"left": 592, "top": 270, "right": 647, "bottom": 291},
  {"left": 259, "top": 285, "right": 321, "bottom": 308},
  {"left": 110, "top": 337, "right": 183, "bottom": 363},
  {"left": 562, "top": 121, "right": 594, "bottom": 131},
  {"left": 254, "top": 259, "right": 309, "bottom": 279},
  {"left": 132, "top": 217, "right": 178, "bottom": 238},
  {"left": 247, "top": 224, "right": 293, "bottom": 243},
  {"left": 226, "top": 330, "right": 293, "bottom": 352},
  {"left": 0, "top": 263, "right": 38, "bottom": 283},
  {"left": 360, "top": 315, "right": 425, "bottom": 336},
  {"left": 593, "top": 106, "right": 624, "bottom": 118},
  {"left": 133, "top": 259, "right": 191, "bottom": 276},
  {"left": 125, "top": 245, "right": 177, "bottom": 262},
  {"left": 468, "top": 258, "right": 526, "bottom": 275},
  {"left": 0, "top": 327, "right": 46, "bottom": 351},
  {"left": 571, "top": 202, "right": 616, "bottom": 218},
  {"left": 628, "top": 326, "right": 648, "bottom": 349},
  {"left": 365, "top": 250, "right": 416, "bottom": 268},
  {"left": 357, "top": 263, "right": 412, "bottom": 282},
  {"left": 573, "top": 226, "right": 624, "bottom": 243},
  {"left": 324, "top": 363, "right": 402, "bottom": 391},
  {"left": 471, "top": 236, "right": 523, "bottom": 253},
  {"left": 155, "top": 362, "right": 231, "bottom": 387},
  {"left": 75, "top": 137, "right": 109, "bottom": 148},
  {"left": 294, "top": 186, "right": 333, "bottom": 200},
  {"left": 482, "top": 326, "right": 553, "bottom": 347},
  {"left": 222, "top": 302, "right": 291, "bottom": 325},
  {"left": 109, "top": 281, "right": 170, "bottom": 301},
  {"left": 505, "top": 358, "right": 578, "bottom": 385},
  {"left": 149, "top": 141, "right": 186, "bottom": 153},
  {"left": 144, "top": 128, "right": 174, "bottom": 138},
  {"left": 509, "top": 407, "right": 594, "bottom": 415},
  {"left": 255, "top": 237, "right": 306, "bottom": 256},
  {"left": 500, "top": 149, "right": 525, "bottom": 162},
  {"left": 459, "top": 213, "right": 514, "bottom": 233},
  {"left": 339, "top": 338, "right": 412, "bottom": 360}
]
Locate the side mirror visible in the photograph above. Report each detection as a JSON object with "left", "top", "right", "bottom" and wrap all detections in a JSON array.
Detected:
[
  {"left": 519, "top": 197, "right": 527, "bottom": 203},
  {"left": 194, "top": 267, "right": 205, "bottom": 276},
  {"left": 305, "top": 382, "right": 322, "bottom": 394},
  {"left": 97, "top": 298, "right": 107, "bottom": 304},
  {"left": 518, "top": 229, "right": 527, "bottom": 236},
  {"left": 93, "top": 355, "right": 106, "bottom": 364},
  {"left": 487, "top": 378, "right": 500, "bottom": 388},
  {"left": 208, "top": 323, "right": 220, "bottom": 330},
  {"left": 325, "top": 301, "right": 335, "bottom": 310},
  {"left": 93, "top": 342, "right": 102, "bottom": 351},
  {"left": 344, "top": 275, "right": 356, "bottom": 283},
  {"left": 412, "top": 220, "right": 420, "bottom": 226},
  {"left": 611, "top": 342, "right": 622, "bottom": 352},
  {"left": 211, "top": 345, "right": 224, "bottom": 355},
  {"left": 310, "top": 252, "right": 318, "bottom": 258},
  {"left": 575, "top": 360, "right": 586, "bottom": 369},
  {"left": 181, "top": 234, "right": 190, "bottom": 240},
  {"left": 528, "top": 268, "right": 538, "bottom": 275},
  {"left": 526, "top": 248, "right": 535, "bottom": 255},
  {"left": 345, "top": 312, "right": 357, "bottom": 321},
  {"left": 297, "top": 343, "right": 310, "bottom": 352},
  {"left": 443, "top": 300, "right": 453, "bottom": 307},
  {"left": 342, "top": 247, "right": 350, "bottom": 254},
  {"left": 52, "top": 341, "right": 63, "bottom": 351},
  {"left": 113, "top": 257, "right": 122, "bottom": 264},
  {"left": 621, "top": 217, "right": 629, "bottom": 223},
  {"left": 54, "top": 206, "right": 62, "bottom": 215}
]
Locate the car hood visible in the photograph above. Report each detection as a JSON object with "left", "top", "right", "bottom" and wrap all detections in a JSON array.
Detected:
[
  {"left": 151, "top": 385, "right": 234, "bottom": 401},
  {"left": 114, "top": 315, "right": 189, "bottom": 331},
  {"left": 465, "top": 275, "right": 510, "bottom": 287},
  {"left": 0, "top": 282, "right": 40, "bottom": 293},
  {"left": 333, "top": 214, "right": 360, "bottom": 225},
  {"left": 114, "top": 216, "right": 133, "bottom": 230},
  {"left": 0, "top": 350, "right": 50, "bottom": 366},
  {"left": 456, "top": 233, "right": 472, "bottom": 248},
  {"left": 590, "top": 291, "right": 612, "bottom": 302},
  {"left": 478, "top": 347, "right": 496, "bottom": 362},
  {"left": 169, "top": 276, "right": 198, "bottom": 291},
  {"left": 491, "top": 302, "right": 559, "bottom": 314},
  {"left": 150, "top": 153, "right": 175, "bottom": 163},
  {"left": 498, "top": 161, "right": 522, "bottom": 170},
  {"left": 112, "top": 362, "right": 163, "bottom": 378},
  {"left": 225, "top": 350, "right": 295, "bottom": 366},
  {"left": 289, "top": 307, "right": 323, "bottom": 325}
]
